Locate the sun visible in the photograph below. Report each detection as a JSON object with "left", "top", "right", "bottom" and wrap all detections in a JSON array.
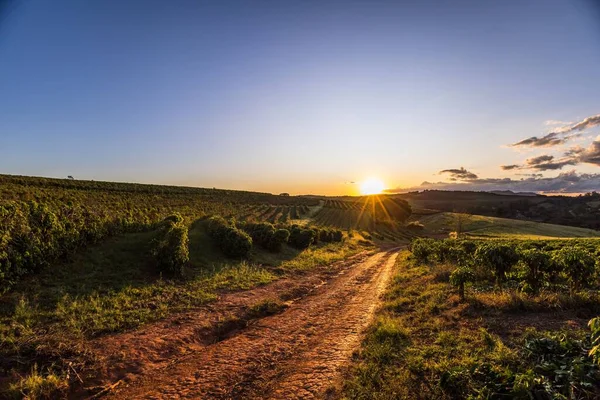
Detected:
[{"left": 360, "top": 178, "right": 385, "bottom": 195}]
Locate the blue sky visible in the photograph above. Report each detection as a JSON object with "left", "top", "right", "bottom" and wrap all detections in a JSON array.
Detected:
[{"left": 1, "top": 0, "right": 599, "bottom": 194}]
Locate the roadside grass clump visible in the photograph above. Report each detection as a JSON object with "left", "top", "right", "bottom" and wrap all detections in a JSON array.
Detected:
[
  {"left": 6, "top": 366, "right": 69, "bottom": 400},
  {"left": 246, "top": 299, "right": 287, "bottom": 319},
  {"left": 150, "top": 214, "right": 189, "bottom": 276},
  {"left": 207, "top": 216, "right": 252, "bottom": 258}
]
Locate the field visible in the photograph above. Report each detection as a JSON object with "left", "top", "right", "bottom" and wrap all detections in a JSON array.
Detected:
[
  {"left": 0, "top": 174, "right": 406, "bottom": 398},
  {"left": 343, "top": 240, "right": 600, "bottom": 399},
  {"left": 411, "top": 211, "right": 600, "bottom": 239},
  {"left": 311, "top": 197, "right": 414, "bottom": 241},
  {"left": 2, "top": 174, "right": 600, "bottom": 399}
]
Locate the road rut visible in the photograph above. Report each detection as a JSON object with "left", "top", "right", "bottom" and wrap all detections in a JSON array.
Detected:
[{"left": 109, "top": 250, "right": 398, "bottom": 400}]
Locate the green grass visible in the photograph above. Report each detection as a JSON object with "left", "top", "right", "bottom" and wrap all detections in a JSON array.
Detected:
[
  {"left": 414, "top": 212, "right": 600, "bottom": 239},
  {"left": 342, "top": 251, "right": 600, "bottom": 399}
]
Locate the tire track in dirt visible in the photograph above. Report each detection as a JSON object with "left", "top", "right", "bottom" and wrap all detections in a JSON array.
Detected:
[
  {"left": 108, "top": 250, "right": 398, "bottom": 400},
  {"left": 82, "top": 252, "right": 372, "bottom": 392}
]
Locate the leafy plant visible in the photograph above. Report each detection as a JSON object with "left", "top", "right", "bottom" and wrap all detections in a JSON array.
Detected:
[
  {"left": 475, "top": 242, "right": 519, "bottom": 286},
  {"left": 552, "top": 247, "right": 597, "bottom": 294},
  {"left": 450, "top": 266, "right": 474, "bottom": 301},
  {"left": 150, "top": 214, "right": 189, "bottom": 276},
  {"left": 517, "top": 248, "right": 553, "bottom": 294},
  {"left": 207, "top": 216, "right": 252, "bottom": 258},
  {"left": 288, "top": 225, "right": 316, "bottom": 249}
]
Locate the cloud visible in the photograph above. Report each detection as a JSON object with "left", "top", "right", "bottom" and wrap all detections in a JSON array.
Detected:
[
  {"left": 578, "top": 137, "right": 600, "bottom": 166},
  {"left": 554, "top": 114, "right": 600, "bottom": 134},
  {"left": 509, "top": 113, "right": 599, "bottom": 148},
  {"left": 386, "top": 171, "right": 600, "bottom": 194},
  {"left": 439, "top": 167, "right": 478, "bottom": 180},
  {"left": 505, "top": 136, "right": 600, "bottom": 172},
  {"left": 522, "top": 154, "right": 577, "bottom": 171},
  {"left": 510, "top": 132, "right": 569, "bottom": 148},
  {"left": 545, "top": 119, "right": 571, "bottom": 126}
]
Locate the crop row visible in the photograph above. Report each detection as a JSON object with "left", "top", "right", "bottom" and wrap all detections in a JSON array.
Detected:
[
  {"left": 0, "top": 175, "right": 320, "bottom": 290},
  {"left": 411, "top": 238, "right": 600, "bottom": 298}
]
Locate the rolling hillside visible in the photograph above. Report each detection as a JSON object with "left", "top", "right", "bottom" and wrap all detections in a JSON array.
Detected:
[{"left": 412, "top": 211, "right": 600, "bottom": 239}]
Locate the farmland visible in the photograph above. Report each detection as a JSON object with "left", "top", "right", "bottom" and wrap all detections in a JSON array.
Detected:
[
  {"left": 2, "top": 174, "right": 600, "bottom": 399},
  {"left": 411, "top": 211, "right": 600, "bottom": 239},
  {"left": 0, "top": 174, "right": 403, "bottom": 398},
  {"left": 343, "top": 239, "right": 600, "bottom": 399}
]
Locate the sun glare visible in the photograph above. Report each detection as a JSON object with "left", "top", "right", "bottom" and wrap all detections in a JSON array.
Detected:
[{"left": 360, "top": 178, "right": 385, "bottom": 195}]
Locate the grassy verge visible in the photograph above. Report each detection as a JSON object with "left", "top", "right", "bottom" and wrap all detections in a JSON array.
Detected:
[
  {"left": 343, "top": 251, "right": 600, "bottom": 399},
  {"left": 1, "top": 224, "right": 371, "bottom": 398}
]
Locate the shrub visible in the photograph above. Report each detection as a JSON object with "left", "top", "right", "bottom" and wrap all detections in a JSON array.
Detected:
[
  {"left": 289, "top": 225, "right": 315, "bottom": 249},
  {"left": 315, "top": 228, "right": 344, "bottom": 243},
  {"left": 207, "top": 216, "right": 252, "bottom": 258},
  {"left": 552, "top": 247, "right": 596, "bottom": 294},
  {"left": 450, "top": 266, "right": 474, "bottom": 301},
  {"left": 271, "top": 229, "right": 291, "bottom": 251},
  {"left": 475, "top": 242, "right": 519, "bottom": 285},
  {"left": 239, "top": 222, "right": 289, "bottom": 252},
  {"left": 151, "top": 215, "right": 189, "bottom": 276},
  {"left": 410, "top": 238, "right": 437, "bottom": 263},
  {"left": 590, "top": 317, "right": 600, "bottom": 365},
  {"left": 517, "top": 248, "right": 553, "bottom": 294}
]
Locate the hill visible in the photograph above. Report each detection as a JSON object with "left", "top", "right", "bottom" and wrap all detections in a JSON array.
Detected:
[
  {"left": 412, "top": 211, "right": 600, "bottom": 239},
  {"left": 398, "top": 190, "right": 600, "bottom": 230}
]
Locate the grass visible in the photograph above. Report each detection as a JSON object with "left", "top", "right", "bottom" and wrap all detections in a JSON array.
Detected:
[
  {"left": 0, "top": 220, "right": 370, "bottom": 397},
  {"left": 343, "top": 251, "right": 600, "bottom": 399},
  {"left": 7, "top": 366, "right": 69, "bottom": 400},
  {"left": 414, "top": 212, "right": 600, "bottom": 239}
]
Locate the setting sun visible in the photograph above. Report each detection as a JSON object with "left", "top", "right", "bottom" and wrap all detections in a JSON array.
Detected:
[{"left": 360, "top": 178, "right": 385, "bottom": 195}]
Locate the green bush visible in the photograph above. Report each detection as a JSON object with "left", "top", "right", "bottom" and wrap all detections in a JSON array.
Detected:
[
  {"left": 150, "top": 214, "right": 189, "bottom": 276},
  {"left": 207, "top": 216, "right": 252, "bottom": 258},
  {"left": 475, "top": 242, "right": 519, "bottom": 285},
  {"left": 289, "top": 225, "right": 316, "bottom": 249},
  {"left": 411, "top": 238, "right": 437, "bottom": 263},
  {"left": 450, "top": 266, "right": 474, "bottom": 301},
  {"left": 552, "top": 247, "right": 597, "bottom": 294},
  {"left": 239, "top": 222, "right": 289, "bottom": 252},
  {"left": 517, "top": 248, "right": 554, "bottom": 294}
]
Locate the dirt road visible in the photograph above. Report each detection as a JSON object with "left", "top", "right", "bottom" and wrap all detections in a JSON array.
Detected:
[{"left": 104, "top": 250, "right": 398, "bottom": 400}]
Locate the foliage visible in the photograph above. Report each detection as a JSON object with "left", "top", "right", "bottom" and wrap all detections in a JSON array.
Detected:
[
  {"left": 590, "top": 317, "right": 600, "bottom": 365},
  {"left": 552, "top": 247, "right": 597, "bottom": 293},
  {"left": 409, "top": 237, "right": 600, "bottom": 294},
  {"left": 7, "top": 366, "right": 69, "bottom": 399},
  {"left": 150, "top": 215, "right": 189, "bottom": 276},
  {"left": 344, "top": 250, "right": 600, "bottom": 400},
  {"left": 517, "top": 248, "right": 554, "bottom": 294},
  {"left": 449, "top": 266, "right": 474, "bottom": 301},
  {"left": 288, "top": 225, "right": 316, "bottom": 249},
  {"left": 0, "top": 174, "right": 319, "bottom": 290},
  {"left": 238, "top": 222, "right": 289, "bottom": 252},
  {"left": 207, "top": 216, "right": 252, "bottom": 258},
  {"left": 475, "top": 242, "right": 519, "bottom": 285}
]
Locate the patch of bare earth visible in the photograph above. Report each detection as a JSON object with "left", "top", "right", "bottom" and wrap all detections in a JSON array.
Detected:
[{"left": 93, "top": 250, "right": 397, "bottom": 399}]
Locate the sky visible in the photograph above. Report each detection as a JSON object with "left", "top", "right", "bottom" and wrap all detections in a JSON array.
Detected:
[{"left": 1, "top": 0, "right": 599, "bottom": 195}]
